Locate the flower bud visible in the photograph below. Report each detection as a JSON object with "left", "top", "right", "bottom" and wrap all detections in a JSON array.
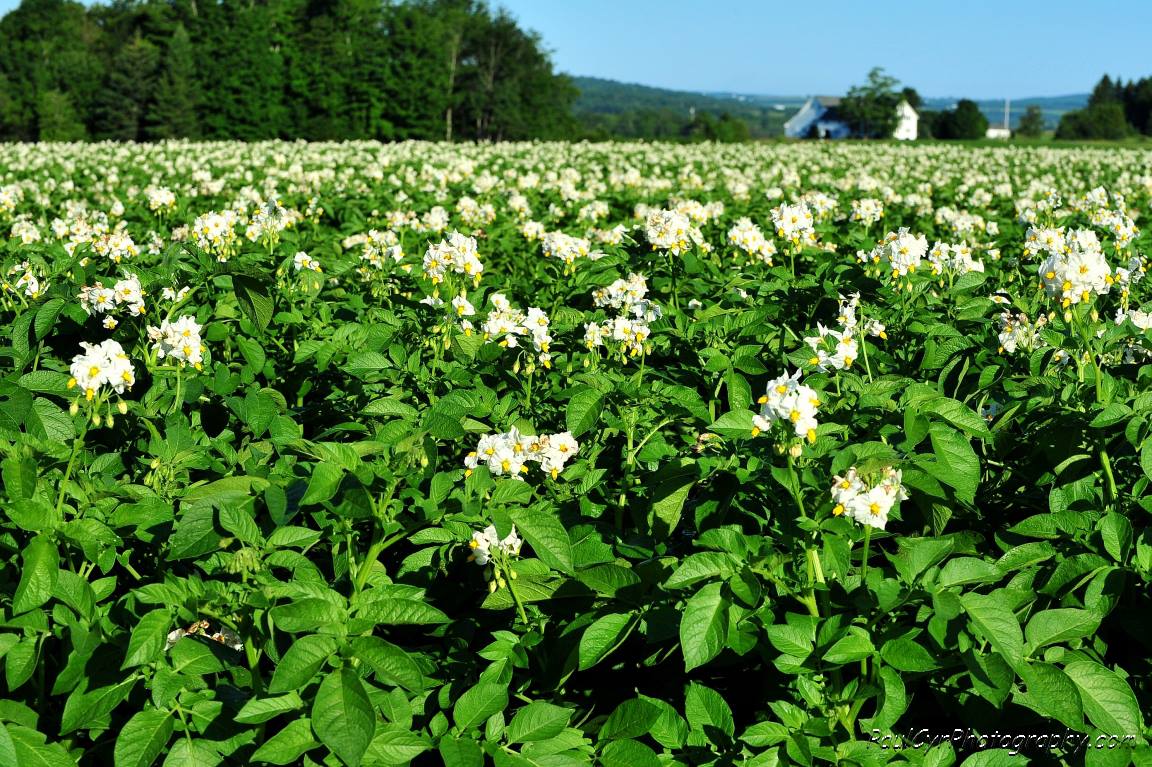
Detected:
[
  {"left": 69, "top": 401, "right": 79, "bottom": 416},
  {"left": 488, "top": 581, "right": 497, "bottom": 593},
  {"left": 789, "top": 443, "right": 803, "bottom": 458},
  {"left": 117, "top": 400, "right": 128, "bottom": 415}
]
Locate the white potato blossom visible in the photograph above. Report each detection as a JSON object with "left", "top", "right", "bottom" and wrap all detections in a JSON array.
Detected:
[
  {"left": 191, "top": 210, "right": 240, "bottom": 260},
  {"left": 753, "top": 369, "right": 821, "bottom": 443},
  {"left": 423, "top": 231, "right": 483, "bottom": 284},
  {"left": 68, "top": 339, "right": 135, "bottom": 400},
  {"left": 927, "top": 241, "right": 985, "bottom": 276},
  {"left": 5, "top": 262, "right": 48, "bottom": 299},
  {"left": 644, "top": 208, "right": 702, "bottom": 255},
  {"left": 830, "top": 466, "right": 908, "bottom": 530},
  {"left": 850, "top": 198, "right": 884, "bottom": 226},
  {"left": 478, "top": 294, "right": 552, "bottom": 366},
  {"left": 870, "top": 228, "right": 928, "bottom": 277},
  {"left": 997, "top": 312, "right": 1045, "bottom": 354},
  {"left": 464, "top": 428, "right": 579, "bottom": 480},
  {"left": 143, "top": 186, "right": 176, "bottom": 213},
  {"left": 727, "top": 218, "right": 776, "bottom": 265},
  {"left": 148, "top": 315, "right": 206, "bottom": 368},
  {"left": 293, "top": 251, "right": 322, "bottom": 272},
  {"left": 803, "top": 294, "right": 884, "bottom": 372},
  {"left": 1037, "top": 230, "right": 1112, "bottom": 306},
  {"left": 771, "top": 201, "right": 816, "bottom": 247},
  {"left": 468, "top": 525, "right": 523, "bottom": 566}
]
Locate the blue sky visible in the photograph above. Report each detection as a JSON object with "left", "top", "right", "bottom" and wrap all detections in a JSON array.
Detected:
[
  {"left": 495, "top": 0, "right": 1152, "bottom": 98},
  {"left": 0, "top": 0, "right": 1146, "bottom": 98}
]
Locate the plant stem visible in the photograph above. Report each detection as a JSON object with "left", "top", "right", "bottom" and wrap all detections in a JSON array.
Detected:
[
  {"left": 54, "top": 436, "right": 83, "bottom": 521},
  {"left": 861, "top": 525, "right": 873, "bottom": 581}
]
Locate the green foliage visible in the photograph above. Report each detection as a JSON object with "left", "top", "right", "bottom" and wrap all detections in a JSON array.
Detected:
[
  {"left": 933, "top": 99, "right": 991, "bottom": 140},
  {"left": 0, "top": 139, "right": 1151, "bottom": 766},
  {"left": 1015, "top": 104, "right": 1046, "bottom": 137},
  {"left": 840, "top": 66, "right": 902, "bottom": 139},
  {"left": 0, "top": 0, "right": 575, "bottom": 141}
]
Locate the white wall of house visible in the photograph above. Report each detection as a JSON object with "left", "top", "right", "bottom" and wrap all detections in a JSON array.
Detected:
[
  {"left": 893, "top": 101, "right": 918, "bottom": 141},
  {"left": 985, "top": 127, "right": 1011, "bottom": 139}
]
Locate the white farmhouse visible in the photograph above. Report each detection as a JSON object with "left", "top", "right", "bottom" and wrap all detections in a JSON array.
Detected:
[{"left": 785, "top": 96, "right": 919, "bottom": 140}]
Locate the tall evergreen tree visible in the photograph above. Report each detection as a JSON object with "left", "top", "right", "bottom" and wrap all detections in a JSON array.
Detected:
[{"left": 147, "top": 23, "right": 199, "bottom": 139}]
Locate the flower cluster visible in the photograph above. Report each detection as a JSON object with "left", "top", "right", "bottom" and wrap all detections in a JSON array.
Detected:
[
  {"left": 771, "top": 201, "right": 816, "bottom": 247},
  {"left": 471, "top": 292, "right": 553, "bottom": 366},
  {"left": 292, "top": 251, "right": 322, "bottom": 272},
  {"left": 245, "top": 199, "right": 301, "bottom": 246},
  {"left": 68, "top": 339, "right": 135, "bottom": 401},
  {"left": 5, "top": 262, "right": 48, "bottom": 300},
  {"left": 644, "top": 209, "right": 702, "bottom": 255},
  {"left": 927, "top": 242, "right": 985, "bottom": 276},
  {"left": 850, "top": 198, "right": 884, "bottom": 226},
  {"left": 830, "top": 466, "right": 908, "bottom": 530},
  {"left": 79, "top": 274, "right": 146, "bottom": 329},
  {"left": 727, "top": 217, "right": 777, "bottom": 264},
  {"left": 468, "top": 525, "right": 523, "bottom": 566},
  {"left": 997, "top": 311, "right": 1045, "bottom": 354},
  {"left": 422, "top": 231, "right": 484, "bottom": 285},
  {"left": 91, "top": 231, "right": 139, "bottom": 264},
  {"left": 868, "top": 228, "right": 928, "bottom": 278},
  {"left": 464, "top": 428, "right": 580, "bottom": 480},
  {"left": 147, "top": 316, "right": 206, "bottom": 368},
  {"left": 753, "top": 369, "right": 821, "bottom": 443},
  {"left": 803, "top": 293, "right": 885, "bottom": 372},
  {"left": 1036, "top": 230, "right": 1113, "bottom": 307},
  {"left": 541, "top": 230, "right": 603, "bottom": 267},
  {"left": 143, "top": 186, "right": 176, "bottom": 213},
  {"left": 585, "top": 274, "right": 662, "bottom": 358},
  {"left": 191, "top": 210, "right": 240, "bottom": 260}
]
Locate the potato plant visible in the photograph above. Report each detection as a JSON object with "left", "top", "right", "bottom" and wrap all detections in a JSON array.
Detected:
[{"left": 1, "top": 141, "right": 1151, "bottom": 766}]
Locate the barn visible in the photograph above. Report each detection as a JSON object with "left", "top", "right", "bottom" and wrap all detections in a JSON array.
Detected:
[{"left": 785, "top": 96, "right": 919, "bottom": 140}]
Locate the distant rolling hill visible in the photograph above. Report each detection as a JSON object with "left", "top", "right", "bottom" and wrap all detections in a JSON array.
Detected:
[{"left": 571, "top": 76, "right": 1088, "bottom": 135}]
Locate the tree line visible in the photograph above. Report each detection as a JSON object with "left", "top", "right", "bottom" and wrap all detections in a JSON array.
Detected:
[
  {"left": 1055, "top": 74, "right": 1152, "bottom": 140},
  {"left": 0, "top": 0, "right": 578, "bottom": 142}
]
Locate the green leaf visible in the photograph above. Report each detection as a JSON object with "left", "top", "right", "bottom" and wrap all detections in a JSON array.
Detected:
[
  {"left": 114, "top": 709, "right": 173, "bottom": 767},
  {"left": 823, "top": 631, "right": 876, "bottom": 665},
  {"left": 301, "top": 463, "right": 345, "bottom": 506},
  {"left": 600, "top": 739, "right": 661, "bottom": 767},
  {"left": 880, "top": 637, "right": 939, "bottom": 672},
  {"left": 680, "top": 582, "right": 728, "bottom": 671},
  {"left": 363, "top": 726, "right": 429, "bottom": 765},
  {"left": 579, "top": 612, "right": 635, "bottom": 670},
  {"left": 348, "top": 637, "right": 424, "bottom": 692},
  {"left": 708, "top": 408, "right": 755, "bottom": 438},
  {"left": 922, "top": 397, "right": 992, "bottom": 438},
  {"left": 167, "top": 504, "right": 221, "bottom": 561},
  {"left": 937, "top": 557, "right": 1003, "bottom": 589},
  {"left": 648, "top": 459, "right": 698, "bottom": 538},
  {"left": 312, "top": 668, "right": 375, "bottom": 767},
  {"left": 437, "top": 736, "right": 483, "bottom": 767},
  {"left": 1064, "top": 660, "right": 1144, "bottom": 734},
  {"left": 236, "top": 693, "right": 304, "bottom": 724},
  {"left": 506, "top": 701, "right": 571, "bottom": 743},
  {"left": 1024, "top": 609, "right": 1102, "bottom": 651},
  {"left": 233, "top": 274, "right": 274, "bottom": 332},
  {"left": 684, "top": 683, "right": 734, "bottom": 738},
  {"left": 566, "top": 387, "right": 605, "bottom": 438},
  {"left": 509, "top": 507, "right": 573, "bottom": 574},
  {"left": 122, "top": 609, "right": 171, "bottom": 669},
  {"left": 12, "top": 536, "right": 58, "bottom": 614},
  {"left": 162, "top": 738, "right": 221, "bottom": 767},
  {"left": 929, "top": 423, "right": 980, "bottom": 503},
  {"left": 1016, "top": 662, "right": 1083, "bottom": 730},
  {"left": 599, "top": 699, "right": 659, "bottom": 740},
  {"left": 251, "top": 718, "right": 316, "bottom": 765},
  {"left": 453, "top": 681, "right": 508, "bottom": 731},
  {"left": 269, "top": 636, "right": 338, "bottom": 694},
  {"left": 960, "top": 591, "right": 1024, "bottom": 673}
]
